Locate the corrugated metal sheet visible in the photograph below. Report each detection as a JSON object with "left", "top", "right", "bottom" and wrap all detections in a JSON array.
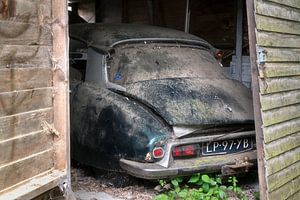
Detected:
[{"left": 254, "top": 0, "right": 300, "bottom": 199}]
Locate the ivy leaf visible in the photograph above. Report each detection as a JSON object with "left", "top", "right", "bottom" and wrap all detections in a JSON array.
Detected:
[
  {"left": 171, "top": 179, "right": 179, "bottom": 187},
  {"left": 188, "top": 174, "right": 200, "bottom": 183},
  {"left": 154, "top": 194, "right": 170, "bottom": 200},
  {"left": 202, "top": 175, "right": 211, "bottom": 183},
  {"left": 202, "top": 183, "right": 210, "bottom": 193},
  {"left": 178, "top": 190, "right": 188, "bottom": 198}
]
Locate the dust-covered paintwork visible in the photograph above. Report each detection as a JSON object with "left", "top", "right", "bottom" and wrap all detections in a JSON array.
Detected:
[{"left": 70, "top": 23, "right": 256, "bottom": 178}]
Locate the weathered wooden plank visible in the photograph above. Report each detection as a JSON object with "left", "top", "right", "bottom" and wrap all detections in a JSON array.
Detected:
[
  {"left": 266, "top": 147, "right": 300, "bottom": 176},
  {"left": 0, "top": 149, "right": 53, "bottom": 191},
  {"left": 262, "top": 104, "right": 300, "bottom": 126},
  {"left": 52, "top": 0, "right": 69, "bottom": 171},
  {"left": 0, "top": 88, "right": 53, "bottom": 117},
  {"left": 0, "top": 45, "right": 52, "bottom": 68},
  {"left": 256, "top": 31, "right": 300, "bottom": 48},
  {"left": 0, "top": 21, "right": 51, "bottom": 46},
  {"left": 256, "top": 14, "right": 300, "bottom": 35},
  {"left": 267, "top": 161, "right": 300, "bottom": 192},
  {"left": 265, "top": 132, "right": 300, "bottom": 160},
  {"left": 258, "top": 63, "right": 300, "bottom": 78},
  {"left": 0, "top": 170, "right": 66, "bottom": 200},
  {"left": 0, "top": 108, "right": 53, "bottom": 141},
  {"left": 288, "top": 190, "right": 300, "bottom": 200},
  {"left": 261, "top": 47, "right": 300, "bottom": 62},
  {"left": 269, "top": 175, "right": 300, "bottom": 200},
  {"left": 260, "top": 90, "right": 300, "bottom": 111},
  {"left": 256, "top": 0, "right": 300, "bottom": 22},
  {"left": 264, "top": 117, "right": 300, "bottom": 143},
  {"left": 0, "top": 68, "right": 52, "bottom": 93},
  {"left": 0, "top": 131, "right": 53, "bottom": 166},
  {"left": 259, "top": 76, "right": 300, "bottom": 94},
  {"left": 0, "top": 0, "right": 51, "bottom": 24},
  {"left": 267, "top": 0, "right": 300, "bottom": 9}
]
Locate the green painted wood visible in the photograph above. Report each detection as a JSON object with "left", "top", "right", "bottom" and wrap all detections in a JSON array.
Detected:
[
  {"left": 265, "top": 132, "right": 300, "bottom": 160},
  {"left": 266, "top": 147, "right": 300, "bottom": 176},
  {"left": 256, "top": 0, "right": 300, "bottom": 22},
  {"left": 256, "top": 14, "right": 300, "bottom": 35},
  {"left": 259, "top": 63, "right": 300, "bottom": 78},
  {"left": 262, "top": 104, "right": 300, "bottom": 127},
  {"left": 268, "top": 176, "right": 300, "bottom": 200},
  {"left": 267, "top": 161, "right": 300, "bottom": 191},
  {"left": 259, "top": 77, "right": 300, "bottom": 94},
  {"left": 260, "top": 90, "right": 300, "bottom": 111},
  {"left": 267, "top": 0, "right": 300, "bottom": 9},
  {"left": 256, "top": 31, "right": 300, "bottom": 48},
  {"left": 264, "top": 117, "right": 300, "bottom": 143},
  {"left": 262, "top": 47, "right": 300, "bottom": 62}
]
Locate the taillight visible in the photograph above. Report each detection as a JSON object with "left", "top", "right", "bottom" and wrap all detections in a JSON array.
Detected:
[
  {"left": 172, "top": 144, "right": 198, "bottom": 158},
  {"left": 153, "top": 147, "right": 165, "bottom": 159}
]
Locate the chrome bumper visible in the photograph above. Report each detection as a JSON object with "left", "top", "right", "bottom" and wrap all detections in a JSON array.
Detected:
[{"left": 120, "top": 150, "right": 257, "bottom": 179}]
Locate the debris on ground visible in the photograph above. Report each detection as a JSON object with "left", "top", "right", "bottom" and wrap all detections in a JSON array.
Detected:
[{"left": 71, "top": 164, "right": 259, "bottom": 200}]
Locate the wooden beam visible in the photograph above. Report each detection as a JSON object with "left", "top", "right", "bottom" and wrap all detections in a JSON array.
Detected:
[
  {"left": 0, "top": 170, "right": 66, "bottom": 200},
  {"left": 246, "top": 0, "right": 268, "bottom": 199},
  {"left": 51, "top": 1, "right": 71, "bottom": 199},
  {"left": 235, "top": 0, "right": 243, "bottom": 82}
]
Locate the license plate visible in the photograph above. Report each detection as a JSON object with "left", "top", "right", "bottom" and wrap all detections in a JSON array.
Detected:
[{"left": 202, "top": 138, "right": 253, "bottom": 156}]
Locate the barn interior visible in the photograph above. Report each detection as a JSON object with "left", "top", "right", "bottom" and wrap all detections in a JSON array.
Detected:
[
  {"left": 67, "top": 0, "right": 256, "bottom": 198},
  {"left": 68, "top": 0, "right": 251, "bottom": 88}
]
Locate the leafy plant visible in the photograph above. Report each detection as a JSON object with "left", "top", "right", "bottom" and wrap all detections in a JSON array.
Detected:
[{"left": 155, "top": 174, "right": 248, "bottom": 200}]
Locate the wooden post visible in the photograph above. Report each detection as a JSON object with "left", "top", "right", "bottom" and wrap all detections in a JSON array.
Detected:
[
  {"left": 235, "top": 0, "right": 243, "bottom": 81},
  {"left": 246, "top": 0, "right": 268, "bottom": 199},
  {"left": 52, "top": 0, "right": 71, "bottom": 195}
]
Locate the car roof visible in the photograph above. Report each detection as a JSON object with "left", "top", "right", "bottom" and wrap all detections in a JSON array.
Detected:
[{"left": 69, "top": 23, "right": 214, "bottom": 52}]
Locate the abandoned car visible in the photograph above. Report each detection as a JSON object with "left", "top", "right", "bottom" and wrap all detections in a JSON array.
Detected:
[{"left": 70, "top": 23, "right": 256, "bottom": 179}]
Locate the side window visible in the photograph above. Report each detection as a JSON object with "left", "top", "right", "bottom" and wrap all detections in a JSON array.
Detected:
[{"left": 85, "top": 47, "right": 106, "bottom": 86}]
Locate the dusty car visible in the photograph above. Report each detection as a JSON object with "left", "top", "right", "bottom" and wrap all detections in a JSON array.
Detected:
[{"left": 70, "top": 23, "right": 256, "bottom": 179}]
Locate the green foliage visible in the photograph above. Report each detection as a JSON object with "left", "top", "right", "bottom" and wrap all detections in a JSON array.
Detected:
[{"left": 154, "top": 174, "right": 249, "bottom": 200}]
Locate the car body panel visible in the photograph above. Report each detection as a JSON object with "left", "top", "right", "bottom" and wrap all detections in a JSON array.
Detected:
[
  {"left": 124, "top": 77, "right": 254, "bottom": 126},
  {"left": 69, "top": 23, "right": 256, "bottom": 177},
  {"left": 70, "top": 82, "right": 171, "bottom": 171}
]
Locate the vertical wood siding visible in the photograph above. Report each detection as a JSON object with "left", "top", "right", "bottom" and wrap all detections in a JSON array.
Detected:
[
  {"left": 254, "top": 0, "right": 300, "bottom": 199},
  {"left": 0, "top": 0, "right": 68, "bottom": 199}
]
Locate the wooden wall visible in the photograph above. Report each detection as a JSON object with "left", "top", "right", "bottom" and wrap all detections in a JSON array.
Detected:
[
  {"left": 253, "top": 0, "right": 300, "bottom": 199},
  {"left": 0, "top": 0, "right": 69, "bottom": 199}
]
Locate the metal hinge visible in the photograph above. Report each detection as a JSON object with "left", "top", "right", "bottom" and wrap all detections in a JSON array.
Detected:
[{"left": 257, "top": 46, "right": 267, "bottom": 65}]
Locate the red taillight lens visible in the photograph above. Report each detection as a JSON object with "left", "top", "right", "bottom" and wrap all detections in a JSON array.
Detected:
[
  {"left": 153, "top": 147, "right": 164, "bottom": 158},
  {"left": 172, "top": 144, "right": 197, "bottom": 158}
]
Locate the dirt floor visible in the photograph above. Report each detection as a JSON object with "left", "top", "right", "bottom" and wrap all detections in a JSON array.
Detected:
[{"left": 71, "top": 162, "right": 259, "bottom": 200}]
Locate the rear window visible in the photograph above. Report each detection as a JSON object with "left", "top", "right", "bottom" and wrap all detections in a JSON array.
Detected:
[{"left": 107, "top": 43, "right": 229, "bottom": 85}]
